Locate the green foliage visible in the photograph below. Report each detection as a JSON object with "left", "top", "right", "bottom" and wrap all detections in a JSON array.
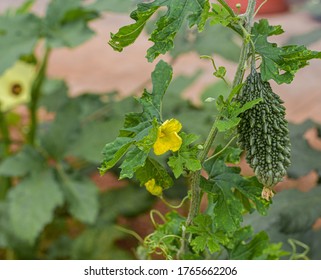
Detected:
[
  {"left": 168, "top": 133, "right": 201, "bottom": 178},
  {"left": 1, "top": 0, "right": 320, "bottom": 261},
  {"left": 245, "top": 186, "right": 321, "bottom": 259},
  {"left": 201, "top": 151, "right": 269, "bottom": 233},
  {"left": 0, "top": 13, "right": 41, "bottom": 74},
  {"left": 109, "top": 0, "right": 210, "bottom": 61},
  {"left": 287, "top": 120, "right": 321, "bottom": 178},
  {"left": 7, "top": 170, "right": 64, "bottom": 245},
  {"left": 252, "top": 19, "right": 321, "bottom": 84}
]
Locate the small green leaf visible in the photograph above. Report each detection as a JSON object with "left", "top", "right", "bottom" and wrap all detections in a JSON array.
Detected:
[
  {"left": 214, "top": 66, "right": 226, "bottom": 79},
  {"left": 61, "top": 177, "right": 99, "bottom": 224},
  {"left": 7, "top": 170, "right": 64, "bottom": 244},
  {"left": 168, "top": 133, "right": 201, "bottom": 178},
  {"left": 215, "top": 117, "right": 240, "bottom": 132}
]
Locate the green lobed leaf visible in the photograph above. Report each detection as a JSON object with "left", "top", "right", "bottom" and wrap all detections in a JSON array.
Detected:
[
  {"left": 139, "top": 60, "right": 173, "bottom": 120},
  {"left": 202, "top": 154, "right": 268, "bottom": 232},
  {"left": 0, "top": 13, "right": 41, "bottom": 74},
  {"left": 7, "top": 170, "right": 64, "bottom": 245},
  {"left": 60, "top": 176, "right": 99, "bottom": 224},
  {"left": 252, "top": 19, "right": 321, "bottom": 84},
  {"left": 0, "top": 145, "right": 45, "bottom": 177},
  {"left": 168, "top": 132, "right": 201, "bottom": 178},
  {"left": 119, "top": 147, "right": 149, "bottom": 179},
  {"left": 136, "top": 157, "right": 173, "bottom": 189},
  {"left": 109, "top": 0, "right": 210, "bottom": 61},
  {"left": 187, "top": 214, "right": 228, "bottom": 254}
]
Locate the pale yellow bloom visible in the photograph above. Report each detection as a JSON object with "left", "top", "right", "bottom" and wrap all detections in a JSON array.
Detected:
[
  {"left": 145, "top": 179, "right": 163, "bottom": 196},
  {"left": 0, "top": 61, "right": 36, "bottom": 111},
  {"left": 153, "top": 119, "right": 182, "bottom": 155},
  {"left": 261, "top": 186, "right": 274, "bottom": 201}
]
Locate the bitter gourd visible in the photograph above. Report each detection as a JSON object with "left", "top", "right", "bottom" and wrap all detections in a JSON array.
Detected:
[{"left": 237, "top": 68, "right": 291, "bottom": 187}]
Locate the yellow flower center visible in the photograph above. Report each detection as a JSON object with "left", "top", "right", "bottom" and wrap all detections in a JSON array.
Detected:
[{"left": 153, "top": 119, "right": 182, "bottom": 155}]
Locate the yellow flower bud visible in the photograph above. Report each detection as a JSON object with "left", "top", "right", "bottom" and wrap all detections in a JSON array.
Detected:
[{"left": 145, "top": 179, "right": 163, "bottom": 196}]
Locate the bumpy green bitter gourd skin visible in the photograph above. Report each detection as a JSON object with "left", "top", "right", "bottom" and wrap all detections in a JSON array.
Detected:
[{"left": 237, "top": 69, "right": 291, "bottom": 186}]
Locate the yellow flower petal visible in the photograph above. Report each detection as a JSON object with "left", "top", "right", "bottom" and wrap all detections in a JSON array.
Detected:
[
  {"left": 145, "top": 179, "right": 163, "bottom": 196},
  {"left": 153, "top": 119, "right": 182, "bottom": 155},
  {"left": 0, "top": 61, "right": 36, "bottom": 111}
]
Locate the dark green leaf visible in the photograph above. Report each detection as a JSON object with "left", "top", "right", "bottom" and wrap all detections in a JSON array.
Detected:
[
  {"left": 119, "top": 147, "right": 148, "bottom": 179},
  {"left": 60, "top": 176, "right": 99, "bottom": 224},
  {"left": 109, "top": 0, "right": 210, "bottom": 61},
  {"left": 202, "top": 155, "right": 268, "bottom": 232},
  {"left": 229, "top": 231, "right": 270, "bottom": 260},
  {"left": 0, "top": 13, "right": 41, "bottom": 74},
  {"left": 100, "top": 137, "right": 134, "bottom": 174},
  {"left": 7, "top": 170, "right": 64, "bottom": 244},
  {"left": 136, "top": 157, "right": 173, "bottom": 188},
  {"left": 139, "top": 60, "right": 172, "bottom": 120},
  {"left": 0, "top": 145, "right": 45, "bottom": 177}
]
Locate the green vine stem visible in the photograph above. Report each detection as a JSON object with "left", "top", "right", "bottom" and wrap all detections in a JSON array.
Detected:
[
  {"left": 28, "top": 47, "right": 51, "bottom": 146},
  {"left": 178, "top": 0, "right": 257, "bottom": 258},
  {"left": 0, "top": 108, "right": 10, "bottom": 157},
  {"left": 0, "top": 107, "right": 11, "bottom": 199}
]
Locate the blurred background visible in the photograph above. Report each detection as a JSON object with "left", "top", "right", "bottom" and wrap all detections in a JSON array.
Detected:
[{"left": 0, "top": 0, "right": 321, "bottom": 260}]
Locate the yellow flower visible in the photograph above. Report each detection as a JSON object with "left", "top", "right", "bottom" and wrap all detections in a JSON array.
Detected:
[
  {"left": 153, "top": 119, "right": 182, "bottom": 155},
  {"left": 145, "top": 179, "right": 163, "bottom": 196},
  {"left": 0, "top": 61, "right": 36, "bottom": 112}
]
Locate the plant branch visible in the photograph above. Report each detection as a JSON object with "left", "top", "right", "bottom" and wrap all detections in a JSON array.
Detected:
[
  {"left": 178, "top": 0, "right": 257, "bottom": 259},
  {"left": 28, "top": 47, "right": 51, "bottom": 146},
  {"left": 0, "top": 109, "right": 10, "bottom": 157}
]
